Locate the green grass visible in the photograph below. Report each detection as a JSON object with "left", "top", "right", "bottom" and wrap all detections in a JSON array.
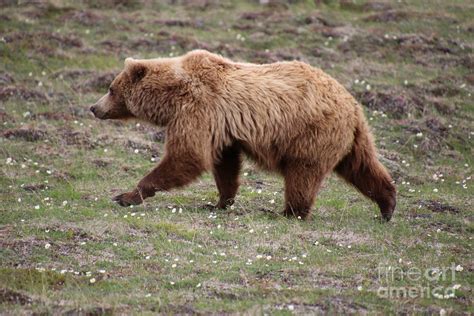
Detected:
[{"left": 1, "top": 0, "right": 473, "bottom": 314}]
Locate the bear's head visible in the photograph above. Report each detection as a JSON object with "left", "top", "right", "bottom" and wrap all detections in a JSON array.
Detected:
[{"left": 90, "top": 57, "right": 186, "bottom": 126}]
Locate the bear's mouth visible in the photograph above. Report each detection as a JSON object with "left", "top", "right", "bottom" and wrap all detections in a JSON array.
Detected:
[{"left": 90, "top": 105, "right": 108, "bottom": 120}]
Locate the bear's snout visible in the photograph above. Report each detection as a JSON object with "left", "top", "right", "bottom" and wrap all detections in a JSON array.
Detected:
[
  {"left": 90, "top": 105, "right": 97, "bottom": 115},
  {"left": 90, "top": 104, "right": 106, "bottom": 119},
  {"left": 90, "top": 105, "right": 104, "bottom": 119}
]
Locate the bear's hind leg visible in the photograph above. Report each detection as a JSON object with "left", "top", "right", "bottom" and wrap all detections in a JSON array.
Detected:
[
  {"left": 335, "top": 149, "right": 396, "bottom": 221},
  {"left": 282, "top": 163, "right": 326, "bottom": 219},
  {"left": 213, "top": 143, "right": 242, "bottom": 209}
]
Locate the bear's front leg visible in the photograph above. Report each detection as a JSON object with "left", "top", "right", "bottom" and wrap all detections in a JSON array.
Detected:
[
  {"left": 112, "top": 112, "right": 212, "bottom": 207},
  {"left": 113, "top": 153, "right": 206, "bottom": 207},
  {"left": 212, "top": 143, "right": 242, "bottom": 209}
]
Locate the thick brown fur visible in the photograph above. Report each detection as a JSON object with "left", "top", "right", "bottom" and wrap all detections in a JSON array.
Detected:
[{"left": 91, "top": 50, "right": 396, "bottom": 221}]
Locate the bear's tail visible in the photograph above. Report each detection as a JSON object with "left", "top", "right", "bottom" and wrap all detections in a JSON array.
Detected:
[{"left": 335, "top": 115, "right": 396, "bottom": 221}]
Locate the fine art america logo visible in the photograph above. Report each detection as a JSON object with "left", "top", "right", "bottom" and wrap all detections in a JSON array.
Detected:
[{"left": 377, "top": 263, "right": 463, "bottom": 299}]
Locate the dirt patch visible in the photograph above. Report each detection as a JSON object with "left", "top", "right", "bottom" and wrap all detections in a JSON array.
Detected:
[
  {"left": 427, "top": 75, "right": 463, "bottom": 97},
  {"left": 202, "top": 280, "right": 247, "bottom": 300},
  {"left": 395, "top": 34, "right": 466, "bottom": 56},
  {"left": 339, "top": 0, "right": 392, "bottom": 12},
  {"left": 0, "top": 86, "right": 48, "bottom": 103},
  {"left": 339, "top": 33, "right": 469, "bottom": 61},
  {"left": 51, "top": 226, "right": 97, "bottom": 243},
  {"left": 403, "top": 116, "right": 448, "bottom": 137},
  {"left": 0, "top": 288, "right": 33, "bottom": 305},
  {"left": 175, "top": 0, "right": 222, "bottom": 10},
  {"left": 23, "top": 184, "right": 49, "bottom": 192},
  {"left": 92, "top": 159, "right": 111, "bottom": 168},
  {"left": 0, "top": 72, "right": 15, "bottom": 86},
  {"left": 31, "top": 112, "right": 74, "bottom": 121},
  {"left": 0, "top": 111, "right": 15, "bottom": 123},
  {"left": 266, "top": 268, "right": 350, "bottom": 290},
  {"left": 270, "top": 297, "right": 367, "bottom": 314},
  {"left": 214, "top": 43, "right": 248, "bottom": 59},
  {"left": 147, "top": 130, "right": 166, "bottom": 143},
  {"left": 300, "top": 13, "right": 340, "bottom": 28},
  {"left": 427, "top": 97, "right": 455, "bottom": 115},
  {"left": 161, "top": 304, "right": 198, "bottom": 315},
  {"left": 418, "top": 200, "right": 459, "bottom": 213},
  {"left": 130, "top": 32, "right": 213, "bottom": 53},
  {"left": 53, "top": 69, "right": 95, "bottom": 81},
  {"left": 58, "top": 129, "right": 97, "bottom": 149},
  {"left": 74, "top": 71, "right": 117, "bottom": 93},
  {"left": 126, "top": 139, "right": 159, "bottom": 155},
  {"left": 249, "top": 48, "right": 306, "bottom": 64},
  {"left": 235, "top": 10, "right": 311, "bottom": 35},
  {"left": 4, "top": 31, "right": 83, "bottom": 48},
  {"left": 154, "top": 18, "right": 205, "bottom": 29},
  {"left": 319, "top": 25, "right": 357, "bottom": 39},
  {"left": 61, "top": 9, "right": 103, "bottom": 26},
  {"left": 355, "top": 89, "right": 420, "bottom": 118},
  {"left": 63, "top": 306, "right": 114, "bottom": 316},
  {"left": 20, "top": 2, "right": 73, "bottom": 19},
  {"left": 402, "top": 116, "right": 449, "bottom": 152},
  {"left": 423, "top": 117, "right": 448, "bottom": 136},
  {"left": 2, "top": 127, "right": 48, "bottom": 142},
  {"left": 239, "top": 11, "right": 274, "bottom": 21},
  {"left": 363, "top": 10, "right": 414, "bottom": 23},
  {"left": 83, "top": 0, "right": 141, "bottom": 9},
  {"left": 271, "top": 303, "right": 325, "bottom": 314},
  {"left": 2, "top": 227, "right": 103, "bottom": 268},
  {"left": 337, "top": 33, "right": 385, "bottom": 57}
]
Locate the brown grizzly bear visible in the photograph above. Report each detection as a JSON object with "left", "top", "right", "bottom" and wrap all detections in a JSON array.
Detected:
[{"left": 90, "top": 50, "right": 396, "bottom": 221}]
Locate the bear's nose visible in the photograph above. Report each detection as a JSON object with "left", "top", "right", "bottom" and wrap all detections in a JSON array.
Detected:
[{"left": 90, "top": 106, "right": 97, "bottom": 114}]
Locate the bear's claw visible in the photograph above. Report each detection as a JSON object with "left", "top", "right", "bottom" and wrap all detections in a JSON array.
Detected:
[{"left": 112, "top": 191, "right": 143, "bottom": 207}]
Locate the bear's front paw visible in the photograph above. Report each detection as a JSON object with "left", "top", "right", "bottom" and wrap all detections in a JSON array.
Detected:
[{"left": 112, "top": 190, "right": 143, "bottom": 207}]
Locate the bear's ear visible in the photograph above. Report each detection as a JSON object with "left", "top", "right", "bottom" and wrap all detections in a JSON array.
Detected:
[{"left": 125, "top": 58, "right": 147, "bottom": 84}]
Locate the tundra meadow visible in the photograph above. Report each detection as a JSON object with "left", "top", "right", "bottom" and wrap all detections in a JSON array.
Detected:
[{"left": 0, "top": 0, "right": 473, "bottom": 314}]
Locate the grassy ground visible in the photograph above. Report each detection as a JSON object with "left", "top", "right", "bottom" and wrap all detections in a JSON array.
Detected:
[{"left": 1, "top": 0, "right": 473, "bottom": 314}]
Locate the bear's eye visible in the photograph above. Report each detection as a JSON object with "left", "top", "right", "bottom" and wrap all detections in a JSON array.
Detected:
[{"left": 109, "top": 87, "right": 114, "bottom": 96}]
